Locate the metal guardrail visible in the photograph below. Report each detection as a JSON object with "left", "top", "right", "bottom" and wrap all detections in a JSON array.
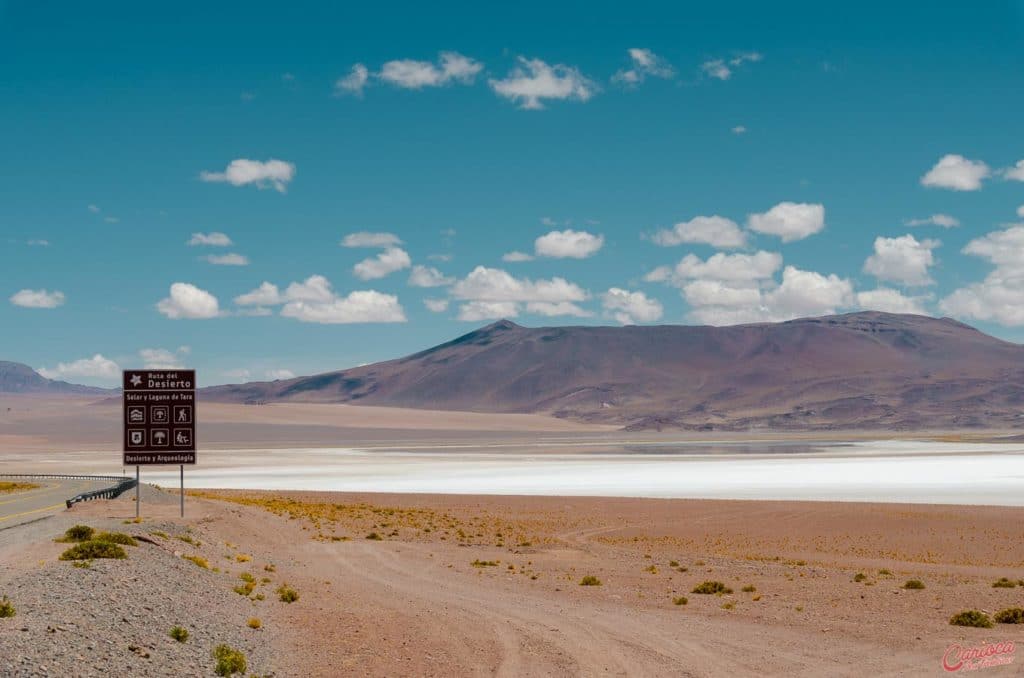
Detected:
[{"left": 0, "top": 474, "right": 137, "bottom": 508}]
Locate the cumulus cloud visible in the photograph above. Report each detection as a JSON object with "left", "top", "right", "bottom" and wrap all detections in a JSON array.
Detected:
[
  {"left": 203, "top": 253, "right": 249, "bottom": 266},
  {"left": 38, "top": 354, "right": 120, "bottom": 383},
  {"left": 502, "top": 251, "right": 534, "bottom": 262},
  {"left": 856, "top": 288, "right": 930, "bottom": 315},
  {"left": 612, "top": 48, "right": 674, "bottom": 86},
  {"left": 1018, "top": 205, "right": 1024, "bottom": 218},
  {"left": 10, "top": 289, "right": 65, "bottom": 309},
  {"left": 1004, "top": 160, "right": 1024, "bottom": 182},
  {"left": 408, "top": 265, "right": 454, "bottom": 288},
  {"left": 601, "top": 288, "right": 664, "bottom": 325},
  {"left": 863, "top": 234, "right": 940, "bottom": 287},
  {"left": 457, "top": 301, "right": 519, "bottom": 322},
  {"left": 265, "top": 369, "right": 296, "bottom": 380},
  {"left": 353, "top": 247, "right": 411, "bottom": 280},
  {"left": 156, "top": 283, "right": 220, "bottom": 319},
  {"left": 731, "top": 125, "right": 747, "bottom": 135},
  {"left": 651, "top": 216, "right": 746, "bottom": 249},
  {"left": 379, "top": 52, "right": 483, "bottom": 89},
  {"left": 281, "top": 290, "right": 406, "bottom": 324},
  {"left": 234, "top": 282, "right": 282, "bottom": 306},
  {"left": 904, "top": 214, "right": 959, "bottom": 228},
  {"left": 334, "top": 63, "right": 369, "bottom": 96},
  {"left": 188, "top": 232, "right": 232, "bottom": 246},
  {"left": 451, "top": 265, "right": 589, "bottom": 320},
  {"left": 534, "top": 229, "right": 604, "bottom": 258},
  {"left": 340, "top": 231, "right": 402, "bottom": 248},
  {"left": 701, "top": 52, "right": 762, "bottom": 80},
  {"left": 747, "top": 202, "right": 825, "bottom": 242},
  {"left": 139, "top": 347, "right": 189, "bottom": 369},
  {"left": 648, "top": 251, "right": 783, "bottom": 284},
  {"left": 920, "top": 154, "right": 990, "bottom": 191},
  {"left": 489, "top": 57, "right": 597, "bottom": 110},
  {"left": 939, "top": 225, "right": 1024, "bottom": 325},
  {"left": 200, "top": 159, "right": 296, "bottom": 193},
  {"left": 424, "top": 298, "right": 449, "bottom": 313},
  {"left": 524, "top": 301, "right": 592, "bottom": 317}
]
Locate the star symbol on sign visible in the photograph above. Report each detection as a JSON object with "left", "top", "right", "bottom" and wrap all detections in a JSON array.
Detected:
[{"left": 129, "top": 374, "right": 142, "bottom": 387}]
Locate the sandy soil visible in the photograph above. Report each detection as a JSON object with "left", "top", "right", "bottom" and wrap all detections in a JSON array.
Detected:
[{"left": 3, "top": 488, "right": 1019, "bottom": 676}]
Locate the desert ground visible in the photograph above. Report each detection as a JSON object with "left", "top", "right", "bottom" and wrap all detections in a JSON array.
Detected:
[{"left": 2, "top": 396, "right": 1023, "bottom": 676}]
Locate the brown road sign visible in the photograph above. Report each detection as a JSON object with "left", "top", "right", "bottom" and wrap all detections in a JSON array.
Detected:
[{"left": 123, "top": 369, "right": 196, "bottom": 465}]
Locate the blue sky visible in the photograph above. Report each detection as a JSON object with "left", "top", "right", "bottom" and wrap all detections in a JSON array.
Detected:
[{"left": 2, "top": 1, "right": 1023, "bottom": 386}]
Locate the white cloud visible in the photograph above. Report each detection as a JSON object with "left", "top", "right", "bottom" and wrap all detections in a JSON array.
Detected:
[
  {"left": 457, "top": 301, "right": 519, "bottom": 322},
  {"left": 378, "top": 52, "right": 483, "bottom": 89},
  {"left": 424, "top": 298, "right": 449, "bottom": 313},
  {"left": 38, "top": 354, "right": 120, "bottom": 383},
  {"left": 139, "top": 347, "right": 187, "bottom": 369},
  {"left": 223, "top": 368, "right": 251, "bottom": 381},
  {"left": 489, "top": 57, "right": 597, "bottom": 110},
  {"left": 601, "top": 288, "right": 663, "bottom": 325},
  {"left": 203, "top": 253, "right": 249, "bottom": 266},
  {"left": 863, "top": 234, "right": 939, "bottom": 287},
  {"left": 651, "top": 216, "right": 746, "bottom": 249},
  {"left": 938, "top": 225, "right": 1024, "bottom": 325},
  {"left": 281, "top": 290, "right": 406, "bottom": 324},
  {"left": 234, "top": 282, "right": 282, "bottom": 306},
  {"left": 960, "top": 225, "right": 1024, "bottom": 270},
  {"left": 340, "top": 231, "right": 402, "bottom": 248},
  {"left": 612, "top": 48, "right": 674, "bottom": 86},
  {"left": 284, "top": 275, "right": 335, "bottom": 303},
  {"left": 701, "top": 52, "right": 762, "bottom": 80},
  {"left": 200, "top": 159, "right": 296, "bottom": 193},
  {"left": 534, "top": 229, "right": 604, "bottom": 258},
  {"left": 156, "top": 283, "right": 220, "bottom": 319},
  {"left": 188, "top": 232, "right": 232, "bottom": 246},
  {"left": 353, "top": 247, "right": 411, "bottom": 280},
  {"left": 87, "top": 204, "right": 100, "bottom": 213},
  {"left": 747, "top": 202, "right": 825, "bottom": 242},
  {"left": 920, "top": 154, "right": 990, "bottom": 191},
  {"left": 335, "top": 63, "right": 369, "bottom": 96},
  {"left": 731, "top": 125, "right": 747, "bottom": 135},
  {"left": 524, "top": 301, "right": 592, "bottom": 317},
  {"left": 1017, "top": 205, "right": 1024, "bottom": 218},
  {"left": 265, "top": 369, "right": 296, "bottom": 380},
  {"left": 1004, "top": 160, "right": 1024, "bottom": 182},
  {"left": 26, "top": 239, "right": 49, "bottom": 247},
  {"left": 663, "top": 251, "right": 784, "bottom": 283},
  {"left": 10, "top": 289, "right": 65, "bottom": 309},
  {"left": 904, "top": 214, "right": 959, "bottom": 228},
  {"left": 408, "top": 265, "right": 453, "bottom": 287},
  {"left": 760, "top": 266, "right": 853, "bottom": 320},
  {"left": 502, "top": 251, "right": 534, "bottom": 262},
  {"left": 856, "top": 288, "right": 929, "bottom": 315}
]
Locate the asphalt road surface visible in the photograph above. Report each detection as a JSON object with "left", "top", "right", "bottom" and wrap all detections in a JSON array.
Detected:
[{"left": 0, "top": 478, "right": 112, "bottom": 530}]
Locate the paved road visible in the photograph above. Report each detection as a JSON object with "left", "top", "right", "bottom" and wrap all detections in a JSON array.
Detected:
[{"left": 0, "top": 478, "right": 112, "bottom": 530}]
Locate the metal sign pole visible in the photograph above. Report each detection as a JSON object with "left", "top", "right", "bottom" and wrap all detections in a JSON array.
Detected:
[
  {"left": 135, "top": 465, "right": 140, "bottom": 518},
  {"left": 179, "top": 464, "right": 184, "bottom": 517}
]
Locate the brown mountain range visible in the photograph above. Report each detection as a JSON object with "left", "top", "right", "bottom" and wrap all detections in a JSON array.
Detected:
[{"left": 201, "top": 312, "right": 1024, "bottom": 431}]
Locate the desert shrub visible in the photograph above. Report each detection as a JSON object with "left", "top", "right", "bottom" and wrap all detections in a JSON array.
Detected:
[
  {"left": 903, "top": 579, "right": 925, "bottom": 590},
  {"left": 71, "top": 560, "right": 91, "bottom": 569},
  {"left": 239, "top": 572, "right": 255, "bottom": 583},
  {"left": 263, "top": 564, "right": 276, "bottom": 573},
  {"left": 149, "top": 531, "right": 169, "bottom": 539},
  {"left": 94, "top": 531, "right": 137, "bottom": 547},
  {"left": 235, "top": 554, "right": 251, "bottom": 563},
  {"left": 673, "top": 596, "right": 688, "bottom": 605},
  {"left": 949, "top": 610, "right": 993, "bottom": 628},
  {"left": 471, "top": 559, "right": 498, "bottom": 568},
  {"left": 0, "top": 597, "right": 14, "bottom": 618},
  {"left": 59, "top": 540, "right": 126, "bottom": 561},
  {"left": 365, "top": 532, "right": 382, "bottom": 541},
  {"left": 878, "top": 568, "right": 892, "bottom": 576},
  {"left": 277, "top": 584, "right": 299, "bottom": 603},
  {"left": 60, "top": 525, "right": 94, "bottom": 542},
  {"left": 722, "top": 602, "right": 735, "bottom": 610},
  {"left": 233, "top": 582, "right": 255, "bottom": 596},
  {"left": 579, "top": 575, "right": 602, "bottom": 586},
  {"left": 668, "top": 560, "right": 680, "bottom": 567},
  {"left": 853, "top": 573, "right": 867, "bottom": 583},
  {"left": 212, "top": 644, "right": 247, "bottom": 676},
  {"left": 741, "top": 585, "right": 756, "bottom": 593},
  {"left": 994, "top": 608, "right": 1024, "bottom": 624},
  {"left": 992, "top": 577, "right": 1017, "bottom": 588},
  {"left": 692, "top": 581, "right": 732, "bottom": 595},
  {"left": 644, "top": 565, "right": 658, "bottom": 574},
  {"left": 169, "top": 626, "right": 189, "bottom": 642},
  {"left": 247, "top": 617, "right": 262, "bottom": 629},
  {"left": 183, "top": 555, "right": 209, "bottom": 569}
]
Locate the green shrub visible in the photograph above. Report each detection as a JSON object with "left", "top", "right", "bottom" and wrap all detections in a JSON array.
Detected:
[
  {"left": 878, "top": 568, "right": 892, "bottom": 576},
  {"left": 212, "top": 644, "right": 247, "bottom": 676},
  {"left": 994, "top": 608, "right": 1024, "bottom": 624},
  {"left": 668, "top": 560, "right": 679, "bottom": 567},
  {"left": 471, "top": 559, "right": 498, "bottom": 567},
  {"left": 94, "top": 531, "right": 137, "bottom": 547},
  {"left": 741, "top": 585, "right": 756, "bottom": 593},
  {"left": 903, "top": 579, "right": 925, "bottom": 590},
  {"left": 692, "top": 581, "right": 732, "bottom": 595},
  {"left": 169, "top": 626, "right": 189, "bottom": 642},
  {"left": 365, "top": 532, "right": 382, "bottom": 541},
  {"left": 853, "top": 573, "right": 867, "bottom": 582},
  {"left": 992, "top": 577, "right": 1017, "bottom": 588},
  {"left": 579, "top": 575, "right": 602, "bottom": 586},
  {"left": 60, "top": 525, "right": 95, "bottom": 542},
  {"left": 277, "top": 584, "right": 299, "bottom": 603},
  {"left": 949, "top": 610, "right": 993, "bottom": 628},
  {"left": 672, "top": 596, "right": 688, "bottom": 605},
  {"left": 0, "top": 596, "right": 14, "bottom": 618},
  {"left": 59, "top": 540, "right": 126, "bottom": 561}
]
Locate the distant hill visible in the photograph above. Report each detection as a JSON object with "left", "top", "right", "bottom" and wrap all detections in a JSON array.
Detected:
[
  {"left": 0, "top": 361, "right": 112, "bottom": 395},
  {"left": 202, "top": 312, "right": 1024, "bottom": 431}
]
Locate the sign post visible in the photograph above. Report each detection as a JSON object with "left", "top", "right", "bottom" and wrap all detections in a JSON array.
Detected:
[{"left": 122, "top": 370, "right": 197, "bottom": 518}]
